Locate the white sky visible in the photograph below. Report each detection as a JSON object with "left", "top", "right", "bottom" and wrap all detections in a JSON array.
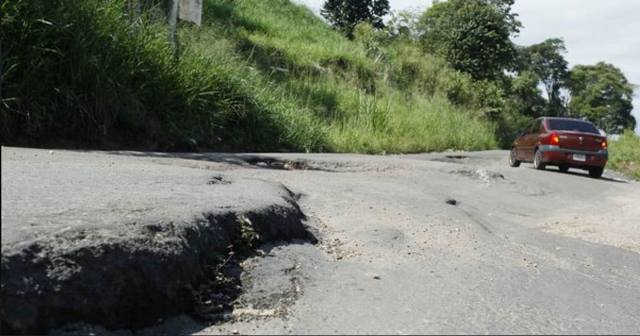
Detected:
[{"left": 293, "top": 0, "right": 640, "bottom": 132}]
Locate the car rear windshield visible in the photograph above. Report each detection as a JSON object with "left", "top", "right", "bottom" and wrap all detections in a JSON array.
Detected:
[{"left": 547, "top": 119, "right": 599, "bottom": 134}]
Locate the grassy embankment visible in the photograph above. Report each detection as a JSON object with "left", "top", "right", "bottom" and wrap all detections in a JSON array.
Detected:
[
  {"left": 1, "top": 0, "right": 498, "bottom": 152},
  {"left": 608, "top": 131, "right": 640, "bottom": 179}
]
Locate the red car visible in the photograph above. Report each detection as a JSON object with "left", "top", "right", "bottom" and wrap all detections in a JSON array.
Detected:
[{"left": 509, "top": 117, "right": 608, "bottom": 178}]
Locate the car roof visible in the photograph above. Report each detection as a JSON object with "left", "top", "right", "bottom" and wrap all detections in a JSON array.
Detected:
[
  {"left": 540, "top": 117, "right": 590, "bottom": 122},
  {"left": 538, "top": 117, "right": 596, "bottom": 125}
]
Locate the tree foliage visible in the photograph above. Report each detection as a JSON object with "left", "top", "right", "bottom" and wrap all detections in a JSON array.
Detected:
[
  {"left": 506, "top": 70, "right": 546, "bottom": 118},
  {"left": 568, "top": 62, "right": 636, "bottom": 133},
  {"left": 321, "top": 0, "right": 390, "bottom": 38},
  {"left": 419, "top": 0, "right": 521, "bottom": 81},
  {"left": 518, "top": 38, "right": 569, "bottom": 116},
  {"left": 384, "top": 9, "right": 423, "bottom": 41}
]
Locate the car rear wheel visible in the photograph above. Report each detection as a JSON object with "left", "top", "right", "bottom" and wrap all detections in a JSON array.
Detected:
[
  {"left": 533, "top": 149, "right": 546, "bottom": 170},
  {"left": 589, "top": 167, "right": 604, "bottom": 178},
  {"left": 558, "top": 164, "right": 569, "bottom": 173},
  {"left": 509, "top": 148, "right": 520, "bottom": 167}
]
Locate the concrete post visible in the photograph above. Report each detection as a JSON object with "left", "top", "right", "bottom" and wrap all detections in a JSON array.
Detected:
[{"left": 168, "top": 0, "right": 180, "bottom": 59}]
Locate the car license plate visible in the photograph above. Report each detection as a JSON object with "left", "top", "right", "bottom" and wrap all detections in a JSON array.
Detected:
[{"left": 573, "top": 154, "right": 586, "bottom": 162}]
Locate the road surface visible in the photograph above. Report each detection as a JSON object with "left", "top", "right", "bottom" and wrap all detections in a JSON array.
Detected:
[{"left": 2, "top": 147, "right": 639, "bottom": 334}]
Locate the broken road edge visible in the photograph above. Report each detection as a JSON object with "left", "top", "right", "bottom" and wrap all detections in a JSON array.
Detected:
[{"left": 1, "top": 186, "right": 317, "bottom": 334}]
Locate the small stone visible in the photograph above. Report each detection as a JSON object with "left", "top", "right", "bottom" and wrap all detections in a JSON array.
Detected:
[
  {"left": 373, "top": 274, "right": 381, "bottom": 280},
  {"left": 232, "top": 330, "right": 240, "bottom": 335}
]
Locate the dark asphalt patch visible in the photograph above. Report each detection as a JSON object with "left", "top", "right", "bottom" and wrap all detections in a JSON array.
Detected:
[{"left": 1, "top": 197, "right": 316, "bottom": 334}]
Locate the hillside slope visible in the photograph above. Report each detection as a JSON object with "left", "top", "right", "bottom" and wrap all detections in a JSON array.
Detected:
[{"left": 1, "top": 0, "right": 497, "bottom": 152}]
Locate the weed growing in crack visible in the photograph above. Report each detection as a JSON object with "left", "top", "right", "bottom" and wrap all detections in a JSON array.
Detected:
[{"left": 237, "top": 215, "right": 260, "bottom": 253}]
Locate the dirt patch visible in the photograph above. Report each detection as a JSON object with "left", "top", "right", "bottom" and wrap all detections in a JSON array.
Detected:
[{"left": 301, "top": 215, "right": 361, "bottom": 261}]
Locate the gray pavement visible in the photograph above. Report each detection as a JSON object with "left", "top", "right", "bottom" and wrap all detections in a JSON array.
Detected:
[
  {"left": 2, "top": 147, "right": 640, "bottom": 334},
  {"left": 1, "top": 147, "right": 313, "bottom": 333},
  {"left": 1, "top": 148, "right": 301, "bottom": 248}
]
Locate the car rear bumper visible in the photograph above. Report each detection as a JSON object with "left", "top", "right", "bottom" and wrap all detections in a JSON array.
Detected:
[{"left": 538, "top": 145, "right": 607, "bottom": 168}]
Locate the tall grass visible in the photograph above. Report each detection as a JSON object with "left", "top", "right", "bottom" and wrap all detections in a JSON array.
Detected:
[
  {"left": 608, "top": 131, "right": 640, "bottom": 179},
  {"left": 1, "top": 0, "right": 498, "bottom": 152}
]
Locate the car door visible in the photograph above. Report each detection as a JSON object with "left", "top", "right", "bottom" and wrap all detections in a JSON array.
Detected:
[
  {"left": 519, "top": 120, "right": 538, "bottom": 161},
  {"left": 527, "top": 119, "right": 543, "bottom": 160},
  {"left": 514, "top": 123, "right": 530, "bottom": 161},
  {"left": 529, "top": 119, "right": 542, "bottom": 161}
]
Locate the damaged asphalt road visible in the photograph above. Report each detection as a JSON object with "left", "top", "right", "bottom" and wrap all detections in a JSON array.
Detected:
[{"left": 2, "top": 147, "right": 640, "bottom": 334}]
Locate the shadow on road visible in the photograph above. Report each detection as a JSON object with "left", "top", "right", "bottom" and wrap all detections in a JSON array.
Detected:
[{"left": 525, "top": 166, "right": 628, "bottom": 184}]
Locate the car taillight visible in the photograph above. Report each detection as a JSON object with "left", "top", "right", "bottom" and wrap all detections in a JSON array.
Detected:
[
  {"left": 601, "top": 139, "right": 607, "bottom": 149},
  {"left": 550, "top": 132, "right": 560, "bottom": 146}
]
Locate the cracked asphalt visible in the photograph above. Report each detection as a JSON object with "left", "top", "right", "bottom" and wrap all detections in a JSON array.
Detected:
[{"left": 3, "top": 147, "right": 640, "bottom": 334}]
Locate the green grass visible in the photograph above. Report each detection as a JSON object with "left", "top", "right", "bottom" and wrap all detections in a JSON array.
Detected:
[
  {"left": 1, "top": 0, "right": 498, "bottom": 152},
  {"left": 608, "top": 131, "right": 640, "bottom": 179}
]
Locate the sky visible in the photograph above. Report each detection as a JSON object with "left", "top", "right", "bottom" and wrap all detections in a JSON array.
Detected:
[{"left": 293, "top": 0, "right": 640, "bottom": 133}]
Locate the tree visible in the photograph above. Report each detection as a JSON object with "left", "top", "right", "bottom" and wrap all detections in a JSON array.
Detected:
[
  {"left": 385, "top": 9, "right": 423, "bottom": 41},
  {"left": 321, "top": 0, "right": 390, "bottom": 38},
  {"left": 567, "top": 62, "right": 636, "bottom": 134},
  {"left": 518, "top": 38, "right": 569, "bottom": 116},
  {"left": 506, "top": 70, "right": 546, "bottom": 118},
  {"left": 419, "top": 0, "right": 521, "bottom": 81}
]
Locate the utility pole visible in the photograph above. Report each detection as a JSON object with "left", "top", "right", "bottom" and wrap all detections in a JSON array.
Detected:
[
  {"left": 168, "top": 0, "right": 180, "bottom": 60},
  {"left": 135, "top": 0, "right": 140, "bottom": 17}
]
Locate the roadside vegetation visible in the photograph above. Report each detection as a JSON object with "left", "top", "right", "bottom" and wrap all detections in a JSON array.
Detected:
[
  {"left": 608, "top": 131, "right": 640, "bottom": 179},
  {"left": 0, "top": 0, "right": 635, "bottom": 156},
  {"left": 0, "top": 0, "right": 495, "bottom": 152}
]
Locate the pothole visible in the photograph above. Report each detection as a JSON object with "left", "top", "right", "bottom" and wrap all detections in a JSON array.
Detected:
[
  {"left": 449, "top": 168, "right": 505, "bottom": 183},
  {"left": 243, "top": 158, "right": 328, "bottom": 171},
  {"left": 430, "top": 155, "right": 469, "bottom": 164},
  {"left": 208, "top": 175, "right": 232, "bottom": 185},
  {"left": 240, "top": 157, "right": 374, "bottom": 173},
  {"left": 446, "top": 155, "right": 468, "bottom": 160}
]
